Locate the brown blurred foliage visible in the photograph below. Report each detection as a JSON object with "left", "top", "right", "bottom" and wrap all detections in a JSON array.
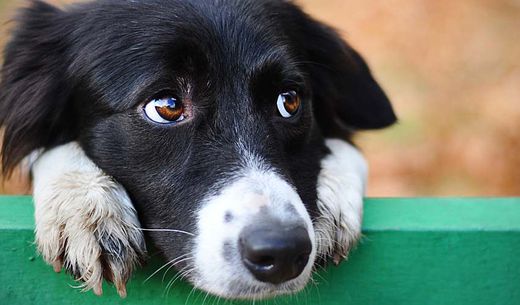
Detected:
[
  {"left": 1, "top": 0, "right": 519, "bottom": 196},
  {"left": 301, "top": 0, "right": 520, "bottom": 196}
]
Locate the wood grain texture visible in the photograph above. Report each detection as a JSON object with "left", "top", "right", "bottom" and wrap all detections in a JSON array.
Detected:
[{"left": 1, "top": 197, "right": 519, "bottom": 305}]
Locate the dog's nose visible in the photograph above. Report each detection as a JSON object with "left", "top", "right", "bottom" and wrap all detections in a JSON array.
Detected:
[{"left": 239, "top": 223, "right": 312, "bottom": 284}]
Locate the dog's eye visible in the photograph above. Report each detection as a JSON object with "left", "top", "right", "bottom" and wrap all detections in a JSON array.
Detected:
[
  {"left": 143, "top": 96, "right": 185, "bottom": 124},
  {"left": 277, "top": 91, "right": 301, "bottom": 118}
]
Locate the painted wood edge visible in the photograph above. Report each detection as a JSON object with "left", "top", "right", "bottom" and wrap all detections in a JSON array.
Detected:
[{"left": 1, "top": 196, "right": 520, "bottom": 231}]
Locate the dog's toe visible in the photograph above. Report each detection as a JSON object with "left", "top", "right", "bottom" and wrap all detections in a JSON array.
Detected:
[
  {"left": 331, "top": 220, "right": 361, "bottom": 265},
  {"left": 34, "top": 169, "right": 146, "bottom": 297},
  {"left": 61, "top": 219, "right": 144, "bottom": 297},
  {"left": 96, "top": 223, "right": 146, "bottom": 297}
]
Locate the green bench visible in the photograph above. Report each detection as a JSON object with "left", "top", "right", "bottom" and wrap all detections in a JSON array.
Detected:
[{"left": 1, "top": 196, "right": 519, "bottom": 305}]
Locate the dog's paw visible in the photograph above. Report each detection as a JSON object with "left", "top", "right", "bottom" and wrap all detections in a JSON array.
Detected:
[
  {"left": 329, "top": 188, "right": 363, "bottom": 265},
  {"left": 32, "top": 143, "right": 146, "bottom": 297},
  {"left": 315, "top": 139, "right": 367, "bottom": 264}
]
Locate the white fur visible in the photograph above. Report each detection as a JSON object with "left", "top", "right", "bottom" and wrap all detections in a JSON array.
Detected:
[
  {"left": 31, "top": 143, "right": 146, "bottom": 297},
  {"left": 314, "top": 139, "right": 367, "bottom": 263},
  {"left": 194, "top": 169, "right": 316, "bottom": 298}
]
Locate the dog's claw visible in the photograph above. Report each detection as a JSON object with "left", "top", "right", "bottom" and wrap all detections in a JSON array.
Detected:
[
  {"left": 52, "top": 260, "right": 62, "bottom": 273},
  {"left": 332, "top": 253, "right": 343, "bottom": 266},
  {"left": 37, "top": 208, "right": 145, "bottom": 297},
  {"left": 116, "top": 283, "right": 127, "bottom": 298},
  {"left": 33, "top": 164, "right": 147, "bottom": 298},
  {"left": 93, "top": 282, "right": 103, "bottom": 296}
]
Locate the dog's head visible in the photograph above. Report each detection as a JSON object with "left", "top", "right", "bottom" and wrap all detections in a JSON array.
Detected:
[{"left": 0, "top": 0, "right": 395, "bottom": 299}]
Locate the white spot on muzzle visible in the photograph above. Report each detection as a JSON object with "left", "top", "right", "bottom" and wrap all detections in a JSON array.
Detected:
[{"left": 193, "top": 168, "right": 316, "bottom": 298}]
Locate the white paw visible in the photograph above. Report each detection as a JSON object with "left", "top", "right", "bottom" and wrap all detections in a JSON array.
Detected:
[
  {"left": 315, "top": 139, "right": 367, "bottom": 264},
  {"left": 32, "top": 143, "right": 146, "bottom": 297}
]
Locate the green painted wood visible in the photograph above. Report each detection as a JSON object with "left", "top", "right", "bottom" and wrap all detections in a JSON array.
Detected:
[{"left": 1, "top": 196, "right": 519, "bottom": 305}]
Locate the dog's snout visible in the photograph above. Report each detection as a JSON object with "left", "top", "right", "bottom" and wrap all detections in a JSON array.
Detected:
[{"left": 239, "top": 223, "right": 311, "bottom": 284}]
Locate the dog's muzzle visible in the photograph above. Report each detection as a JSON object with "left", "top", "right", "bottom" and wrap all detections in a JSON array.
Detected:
[{"left": 192, "top": 169, "right": 316, "bottom": 298}]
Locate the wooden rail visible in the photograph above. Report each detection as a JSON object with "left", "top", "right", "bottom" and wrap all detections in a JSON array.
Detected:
[{"left": 1, "top": 196, "right": 519, "bottom": 305}]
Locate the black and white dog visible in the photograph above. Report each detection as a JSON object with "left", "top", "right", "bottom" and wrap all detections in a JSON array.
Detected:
[{"left": 0, "top": 0, "right": 396, "bottom": 299}]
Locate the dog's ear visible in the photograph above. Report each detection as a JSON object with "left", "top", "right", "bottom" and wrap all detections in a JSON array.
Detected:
[
  {"left": 0, "top": 1, "right": 75, "bottom": 175},
  {"left": 292, "top": 12, "right": 397, "bottom": 136}
]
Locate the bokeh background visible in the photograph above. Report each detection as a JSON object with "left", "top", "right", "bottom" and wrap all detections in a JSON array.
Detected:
[{"left": 1, "top": 0, "right": 519, "bottom": 196}]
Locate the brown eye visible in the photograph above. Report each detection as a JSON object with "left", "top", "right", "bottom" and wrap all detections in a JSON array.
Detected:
[
  {"left": 277, "top": 91, "right": 301, "bottom": 118},
  {"left": 144, "top": 96, "right": 186, "bottom": 124}
]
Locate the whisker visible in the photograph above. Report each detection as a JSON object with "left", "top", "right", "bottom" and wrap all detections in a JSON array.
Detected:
[
  {"left": 162, "top": 256, "right": 193, "bottom": 282},
  {"left": 138, "top": 228, "right": 195, "bottom": 236},
  {"left": 144, "top": 261, "right": 173, "bottom": 284},
  {"left": 144, "top": 253, "right": 190, "bottom": 283},
  {"left": 202, "top": 290, "right": 212, "bottom": 305},
  {"left": 146, "top": 257, "right": 184, "bottom": 283},
  {"left": 312, "top": 272, "right": 326, "bottom": 284},
  {"left": 183, "top": 275, "right": 199, "bottom": 305},
  {"left": 165, "top": 262, "right": 193, "bottom": 289},
  {"left": 165, "top": 266, "right": 195, "bottom": 297}
]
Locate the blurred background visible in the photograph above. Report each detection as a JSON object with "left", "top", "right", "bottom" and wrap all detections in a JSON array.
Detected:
[{"left": 0, "top": 0, "right": 519, "bottom": 196}]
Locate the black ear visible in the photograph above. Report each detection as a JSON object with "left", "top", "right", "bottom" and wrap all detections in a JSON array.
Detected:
[
  {"left": 292, "top": 12, "right": 397, "bottom": 136},
  {"left": 0, "top": 1, "right": 75, "bottom": 175}
]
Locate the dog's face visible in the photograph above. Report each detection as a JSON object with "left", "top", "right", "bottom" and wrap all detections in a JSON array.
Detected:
[{"left": 0, "top": 0, "right": 395, "bottom": 299}]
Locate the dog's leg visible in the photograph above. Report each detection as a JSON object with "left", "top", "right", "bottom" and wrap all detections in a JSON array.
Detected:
[
  {"left": 315, "top": 139, "right": 367, "bottom": 264},
  {"left": 31, "top": 142, "right": 146, "bottom": 297}
]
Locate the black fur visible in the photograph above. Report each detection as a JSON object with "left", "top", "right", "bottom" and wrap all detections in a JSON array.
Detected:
[{"left": 0, "top": 0, "right": 396, "bottom": 271}]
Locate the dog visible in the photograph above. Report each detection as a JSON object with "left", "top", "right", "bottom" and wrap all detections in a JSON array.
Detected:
[{"left": 0, "top": 0, "right": 396, "bottom": 299}]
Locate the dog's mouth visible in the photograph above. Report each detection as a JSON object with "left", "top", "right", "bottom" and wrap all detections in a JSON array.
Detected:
[
  {"left": 188, "top": 257, "right": 315, "bottom": 300},
  {"left": 209, "top": 274, "right": 313, "bottom": 300}
]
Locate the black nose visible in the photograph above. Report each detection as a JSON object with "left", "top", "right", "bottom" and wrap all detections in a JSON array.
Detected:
[{"left": 239, "top": 223, "right": 312, "bottom": 284}]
